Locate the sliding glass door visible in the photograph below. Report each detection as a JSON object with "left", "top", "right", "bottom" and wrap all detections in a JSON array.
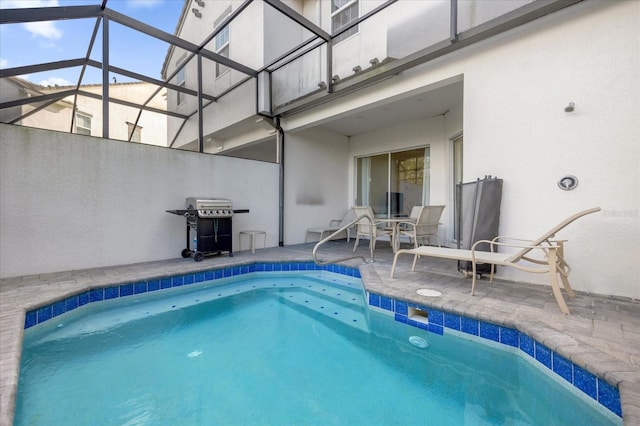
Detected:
[{"left": 356, "top": 147, "right": 430, "bottom": 216}]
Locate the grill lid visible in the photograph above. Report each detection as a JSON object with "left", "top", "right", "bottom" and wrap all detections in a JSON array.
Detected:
[{"left": 186, "top": 197, "right": 233, "bottom": 218}]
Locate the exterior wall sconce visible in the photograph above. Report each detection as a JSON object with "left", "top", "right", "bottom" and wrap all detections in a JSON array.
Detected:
[
  {"left": 318, "top": 81, "right": 327, "bottom": 89},
  {"left": 192, "top": 8, "right": 201, "bottom": 18},
  {"left": 331, "top": 75, "right": 340, "bottom": 84},
  {"left": 564, "top": 102, "right": 575, "bottom": 112},
  {"left": 370, "top": 57, "right": 379, "bottom": 66},
  {"left": 352, "top": 65, "right": 362, "bottom": 73},
  {"left": 558, "top": 175, "right": 578, "bottom": 191},
  {"left": 194, "top": 0, "right": 205, "bottom": 6}
]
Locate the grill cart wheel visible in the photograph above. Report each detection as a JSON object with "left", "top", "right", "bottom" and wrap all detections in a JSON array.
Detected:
[
  {"left": 181, "top": 248, "right": 191, "bottom": 258},
  {"left": 193, "top": 251, "right": 204, "bottom": 262}
]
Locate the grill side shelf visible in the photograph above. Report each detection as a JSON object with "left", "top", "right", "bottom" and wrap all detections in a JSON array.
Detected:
[{"left": 166, "top": 209, "right": 195, "bottom": 216}]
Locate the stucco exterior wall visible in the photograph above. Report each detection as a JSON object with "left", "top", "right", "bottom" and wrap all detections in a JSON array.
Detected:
[
  {"left": 0, "top": 124, "right": 279, "bottom": 279},
  {"left": 280, "top": 1, "right": 639, "bottom": 299},
  {"left": 283, "top": 127, "right": 349, "bottom": 244},
  {"left": 459, "top": 0, "right": 639, "bottom": 298}
]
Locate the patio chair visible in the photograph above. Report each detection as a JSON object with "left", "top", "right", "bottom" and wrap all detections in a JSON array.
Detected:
[
  {"left": 352, "top": 206, "right": 392, "bottom": 251},
  {"left": 394, "top": 206, "right": 422, "bottom": 232},
  {"left": 306, "top": 209, "right": 356, "bottom": 242},
  {"left": 390, "top": 207, "right": 601, "bottom": 314},
  {"left": 397, "top": 205, "right": 446, "bottom": 248}
]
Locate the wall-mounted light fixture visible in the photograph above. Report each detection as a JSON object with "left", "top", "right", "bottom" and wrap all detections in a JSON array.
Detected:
[
  {"left": 558, "top": 175, "right": 578, "bottom": 191},
  {"left": 369, "top": 57, "right": 379, "bottom": 66},
  {"left": 192, "top": 8, "right": 201, "bottom": 18},
  {"left": 331, "top": 75, "right": 340, "bottom": 84},
  {"left": 318, "top": 81, "right": 327, "bottom": 89},
  {"left": 352, "top": 65, "right": 362, "bottom": 73},
  {"left": 564, "top": 102, "right": 575, "bottom": 113},
  {"left": 194, "top": 0, "right": 204, "bottom": 7}
]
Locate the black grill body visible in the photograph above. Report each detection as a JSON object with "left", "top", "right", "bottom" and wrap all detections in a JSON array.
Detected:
[
  {"left": 192, "top": 216, "right": 233, "bottom": 257},
  {"left": 166, "top": 197, "right": 235, "bottom": 261}
]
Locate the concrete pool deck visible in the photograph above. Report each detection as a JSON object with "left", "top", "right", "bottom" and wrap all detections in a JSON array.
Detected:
[{"left": 1, "top": 240, "right": 639, "bottom": 425}]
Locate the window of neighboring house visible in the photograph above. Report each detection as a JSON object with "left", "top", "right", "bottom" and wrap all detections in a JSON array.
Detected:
[
  {"left": 127, "top": 122, "right": 142, "bottom": 143},
  {"left": 332, "top": 0, "right": 359, "bottom": 44},
  {"left": 75, "top": 113, "right": 92, "bottom": 135},
  {"left": 176, "top": 54, "right": 187, "bottom": 105},
  {"left": 214, "top": 7, "right": 231, "bottom": 77}
]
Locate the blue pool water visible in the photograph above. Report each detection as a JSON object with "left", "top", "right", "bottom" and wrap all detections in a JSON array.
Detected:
[{"left": 16, "top": 271, "right": 621, "bottom": 425}]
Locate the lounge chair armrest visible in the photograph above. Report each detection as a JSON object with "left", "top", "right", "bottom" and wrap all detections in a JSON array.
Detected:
[
  {"left": 471, "top": 239, "right": 561, "bottom": 252},
  {"left": 491, "top": 236, "right": 536, "bottom": 244},
  {"left": 493, "top": 235, "right": 568, "bottom": 244}
]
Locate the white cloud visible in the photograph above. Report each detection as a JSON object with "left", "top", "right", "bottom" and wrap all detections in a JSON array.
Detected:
[
  {"left": 24, "top": 21, "right": 62, "bottom": 40},
  {"left": 127, "top": 0, "right": 163, "bottom": 9},
  {"left": 1, "top": 0, "right": 59, "bottom": 9},
  {"left": 39, "top": 76, "right": 72, "bottom": 87},
  {"left": 0, "top": 58, "right": 8, "bottom": 68},
  {"left": 1, "top": 0, "right": 63, "bottom": 40}
]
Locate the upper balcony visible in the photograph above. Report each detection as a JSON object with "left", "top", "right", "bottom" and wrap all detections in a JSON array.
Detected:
[{"left": 1, "top": 0, "right": 581, "bottom": 158}]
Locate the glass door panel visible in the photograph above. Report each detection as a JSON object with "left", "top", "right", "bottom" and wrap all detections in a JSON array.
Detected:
[
  {"left": 391, "top": 148, "right": 428, "bottom": 217},
  {"left": 356, "top": 147, "right": 429, "bottom": 217},
  {"left": 356, "top": 154, "right": 388, "bottom": 214}
]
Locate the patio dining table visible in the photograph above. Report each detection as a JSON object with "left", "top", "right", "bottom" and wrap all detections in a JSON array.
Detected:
[{"left": 375, "top": 216, "right": 416, "bottom": 253}]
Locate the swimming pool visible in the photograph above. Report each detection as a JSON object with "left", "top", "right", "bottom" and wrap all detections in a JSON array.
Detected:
[{"left": 17, "top": 264, "right": 622, "bottom": 425}]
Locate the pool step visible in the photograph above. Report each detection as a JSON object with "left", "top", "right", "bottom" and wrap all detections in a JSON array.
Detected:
[{"left": 274, "top": 288, "right": 370, "bottom": 332}]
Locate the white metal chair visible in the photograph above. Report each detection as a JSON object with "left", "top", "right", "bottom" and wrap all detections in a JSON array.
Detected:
[
  {"left": 398, "top": 205, "right": 445, "bottom": 248},
  {"left": 393, "top": 205, "right": 422, "bottom": 231},
  {"left": 351, "top": 206, "right": 392, "bottom": 251}
]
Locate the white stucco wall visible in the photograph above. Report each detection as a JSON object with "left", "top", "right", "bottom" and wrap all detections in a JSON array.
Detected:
[
  {"left": 0, "top": 124, "right": 279, "bottom": 279},
  {"left": 280, "top": 1, "right": 640, "bottom": 299},
  {"left": 283, "top": 127, "right": 349, "bottom": 244},
  {"left": 459, "top": 0, "right": 639, "bottom": 298}
]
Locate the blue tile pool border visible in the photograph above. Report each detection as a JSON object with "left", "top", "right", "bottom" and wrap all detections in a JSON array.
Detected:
[
  {"left": 23, "top": 262, "right": 361, "bottom": 331},
  {"left": 367, "top": 291, "right": 622, "bottom": 418},
  {"left": 21, "top": 262, "right": 620, "bottom": 419}
]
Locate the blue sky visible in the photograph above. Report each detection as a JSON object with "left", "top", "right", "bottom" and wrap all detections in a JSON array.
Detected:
[{"left": 0, "top": 0, "right": 185, "bottom": 86}]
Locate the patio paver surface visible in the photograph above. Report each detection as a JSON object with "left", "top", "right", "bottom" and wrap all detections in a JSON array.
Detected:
[{"left": 1, "top": 240, "right": 639, "bottom": 425}]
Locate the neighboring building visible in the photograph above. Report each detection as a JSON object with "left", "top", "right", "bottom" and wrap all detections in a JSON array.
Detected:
[
  {"left": 160, "top": 0, "right": 639, "bottom": 299},
  {"left": 1, "top": 77, "right": 167, "bottom": 146}
]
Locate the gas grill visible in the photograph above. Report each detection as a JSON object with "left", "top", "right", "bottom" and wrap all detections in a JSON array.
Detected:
[{"left": 166, "top": 197, "right": 247, "bottom": 261}]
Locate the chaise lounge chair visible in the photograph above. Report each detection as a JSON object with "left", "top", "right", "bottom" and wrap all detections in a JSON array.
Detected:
[
  {"left": 390, "top": 207, "right": 601, "bottom": 314},
  {"left": 306, "top": 209, "right": 356, "bottom": 242}
]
